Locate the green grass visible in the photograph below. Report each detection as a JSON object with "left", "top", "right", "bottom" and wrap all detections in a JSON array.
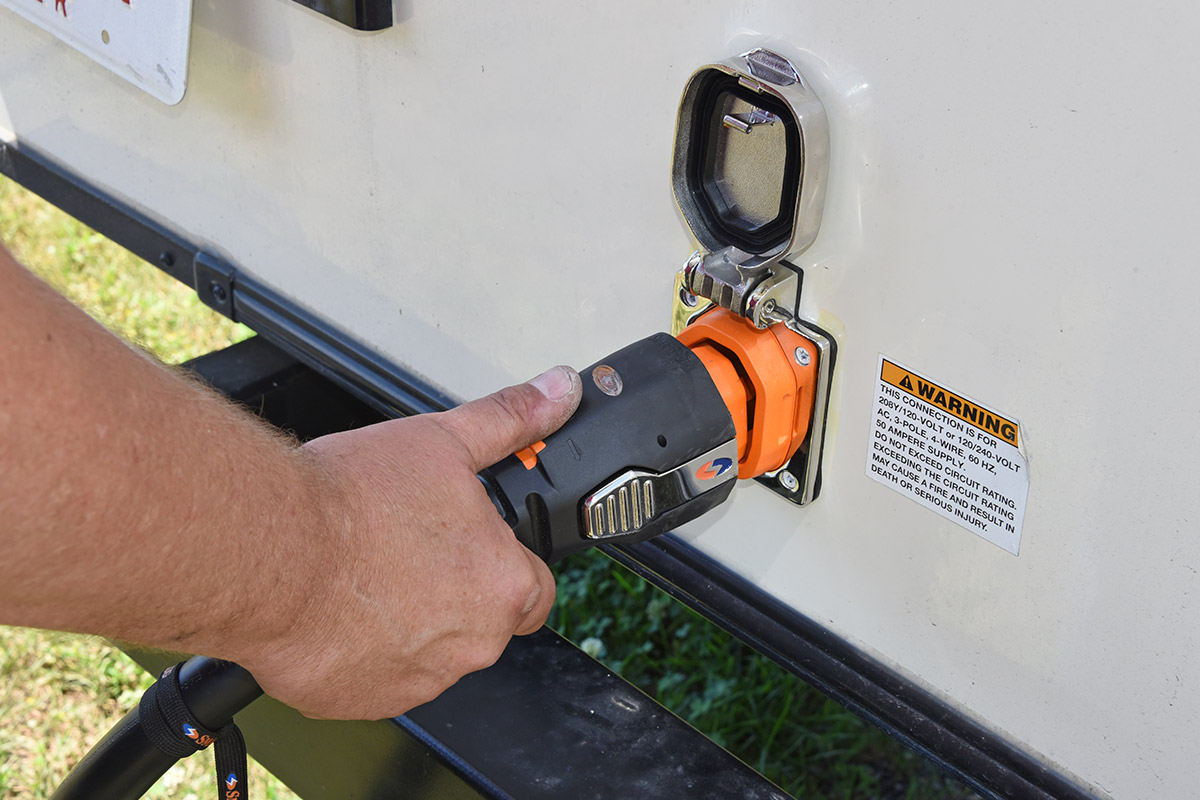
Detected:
[
  {"left": 552, "top": 551, "right": 975, "bottom": 799},
  {"left": 0, "top": 176, "right": 281, "bottom": 800},
  {"left": 0, "top": 628, "right": 293, "bottom": 800},
  {"left": 0, "top": 176, "right": 252, "bottom": 363},
  {"left": 0, "top": 173, "right": 977, "bottom": 799}
]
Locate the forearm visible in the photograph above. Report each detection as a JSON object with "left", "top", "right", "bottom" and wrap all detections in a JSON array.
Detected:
[
  {"left": 0, "top": 245, "right": 330, "bottom": 661},
  {"left": 0, "top": 241, "right": 579, "bottom": 720}
]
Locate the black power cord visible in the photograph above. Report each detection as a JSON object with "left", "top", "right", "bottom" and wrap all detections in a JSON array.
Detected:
[
  {"left": 138, "top": 663, "right": 250, "bottom": 799},
  {"left": 50, "top": 656, "right": 263, "bottom": 800}
]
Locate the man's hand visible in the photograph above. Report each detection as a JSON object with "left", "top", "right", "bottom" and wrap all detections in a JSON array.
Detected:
[
  {"left": 241, "top": 367, "right": 581, "bottom": 720},
  {"left": 0, "top": 243, "right": 582, "bottom": 721}
]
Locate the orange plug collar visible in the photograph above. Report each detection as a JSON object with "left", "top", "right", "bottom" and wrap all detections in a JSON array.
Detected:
[{"left": 677, "top": 309, "right": 818, "bottom": 480}]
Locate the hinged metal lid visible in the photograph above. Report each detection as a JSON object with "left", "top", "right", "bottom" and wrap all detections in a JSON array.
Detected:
[{"left": 671, "top": 49, "right": 829, "bottom": 327}]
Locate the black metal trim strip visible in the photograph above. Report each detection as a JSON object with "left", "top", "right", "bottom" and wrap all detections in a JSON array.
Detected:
[
  {"left": 1, "top": 137, "right": 1099, "bottom": 800},
  {"left": 0, "top": 140, "right": 455, "bottom": 420},
  {"left": 605, "top": 537, "right": 1098, "bottom": 800},
  {"left": 390, "top": 715, "right": 515, "bottom": 800},
  {"left": 0, "top": 141, "right": 196, "bottom": 286},
  {"left": 231, "top": 280, "right": 457, "bottom": 418}
]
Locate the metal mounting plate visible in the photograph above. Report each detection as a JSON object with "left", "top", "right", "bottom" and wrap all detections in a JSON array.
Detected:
[{"left": 755, "top": 316, "right": 836, "bottom": 505}]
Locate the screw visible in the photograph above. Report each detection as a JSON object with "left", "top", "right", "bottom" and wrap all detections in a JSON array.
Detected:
[
  {"left": 794, "top": 347, "right": 810, "bottom": 366},
  {"left": 592, "top": 365, "right": 624, "bottom": 397},
  {"left": 210, "top": 282, "right": 228, "bottom": 305},
  {"left": 679, "top": 287, "right": 699, "bottom": 308},
  {"left": 779, "top": 470, "right": 799, "bottom": 492},
  {"left": 158, "top": 251, "right": 175, "bottom": 268}
]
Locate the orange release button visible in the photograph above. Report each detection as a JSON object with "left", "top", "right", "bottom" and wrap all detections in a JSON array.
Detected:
[{"left": 514, "top": 440, "right": 547, "bottom": 470}]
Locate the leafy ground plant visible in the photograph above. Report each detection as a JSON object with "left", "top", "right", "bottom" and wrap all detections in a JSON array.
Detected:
[
  {"left": 1, "top": 175, "right": 977, "bottom": 799},
  {"left": 552, "top": 550, "right": 978, "bottom": 799}
]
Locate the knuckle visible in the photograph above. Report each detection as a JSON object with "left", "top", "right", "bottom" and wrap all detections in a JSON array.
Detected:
[
  {"left": 495, "top": 563, "right": 540, "bottom": 614},
  {"left": 486, "top": 385, "right": 538, "bottom": 429},
  {"left": 461, "top": 642, "right": 505, "bottom": 674},
  {"left": 438, "top": 384, "right": 543, "bottom": 467},
  {"left": 532, "top": 579, "right": 556, "bottom": 617},
  {"left": 404, "top": 676, "right": 450, "bottom": 711}
]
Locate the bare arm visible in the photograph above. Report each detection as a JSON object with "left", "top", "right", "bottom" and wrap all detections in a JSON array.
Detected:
[{"left": 0, "top": 244, "right": 581, "bottom": 719}]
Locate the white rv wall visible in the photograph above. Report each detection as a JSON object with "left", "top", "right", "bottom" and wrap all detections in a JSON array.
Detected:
[{"left": 3, "top": 3, "right": 1196, "bottom": 797}]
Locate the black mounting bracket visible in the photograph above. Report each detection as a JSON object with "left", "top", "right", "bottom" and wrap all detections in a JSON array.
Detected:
[
  {"left": 289, "top": 0, "right": 393, "bottom": 31},
  {"left": 194, "top": 252, "right": 237, "bottom": 321}
]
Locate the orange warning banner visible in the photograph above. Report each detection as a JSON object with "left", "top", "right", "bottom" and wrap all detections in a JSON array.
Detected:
[{"left": 880, "top": 359, "right": 1019, "bottom": 446}]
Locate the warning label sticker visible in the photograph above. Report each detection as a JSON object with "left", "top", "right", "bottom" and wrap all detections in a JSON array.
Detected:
[{"left": 866, "top": 356, "right": 1029, "bottom": 554}]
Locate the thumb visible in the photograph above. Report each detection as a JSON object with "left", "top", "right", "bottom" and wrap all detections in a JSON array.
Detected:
[{"left": 438, "top": 366, "right": 582, "bottom": 470}]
